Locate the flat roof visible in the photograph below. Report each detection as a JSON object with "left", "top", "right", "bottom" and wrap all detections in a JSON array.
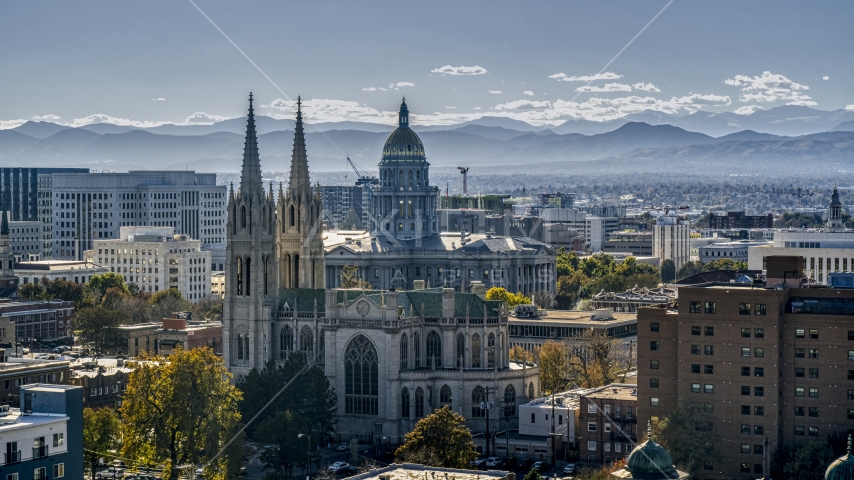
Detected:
[
  {"left": 582, "top": 384, "right": 638, "bottom": 401},
  {"left": 510, "top": 310, "right": 637, "bottom": 327},
  {"left": 344, "top": 464, "right": 511, "bottom": 480},
  {"left": 0, "top": 409, "right": 67, "bottom": 432}
]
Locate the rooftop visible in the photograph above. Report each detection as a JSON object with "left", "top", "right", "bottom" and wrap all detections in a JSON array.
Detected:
[
  {"left": 582, "top": 383, "right": 639, "bottom": 401},
  {"left": 343, "top": 464, "right": 512, "bottom": 480},
  {"left": 0, "top": 407, "right": 67, "bottom": 432},
  {"left": 509, "top": 309, "right": 637, "bottom": 326},
  {"left": 15, "top": 260, "right": 104, "bottom": 271}
]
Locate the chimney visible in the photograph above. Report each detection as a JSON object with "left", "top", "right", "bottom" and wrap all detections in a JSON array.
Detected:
[
  {"left": 442, "top": 288, "right": 455, "bottom": 317},
  {"left": 470, "top": 281, "right": 486, "bottom": 298},
  {"left": 413, "top": 279, "right": 426, "bottom": 290},
  {"left": 385, "top": 290, "right": 398, "bottom": 313}
]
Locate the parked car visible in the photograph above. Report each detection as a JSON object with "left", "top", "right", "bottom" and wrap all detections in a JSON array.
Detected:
[
  {"left": 562, "top": 464, "right": 576, "bottom": 475},
  {"left": 336, "top": 441, "right": 350, "bottom": 451},
  {"left": 96, "top": 467, "right": 124, "bottom": 479},
  {"left": 469, "top": 457, "right": 485, "bottom": 468},
  {"left": 485, "top": 457, "right": 503, "bottom": 468},
  {"left": 518, "top": 459, "right": 534, "bottom": 471},
  {"left": 533, "top": 461, "right": 550, "bottom": 473},
  {"left": 329, "top": 462, "right": 351, "bottom": 473},
  {"left": 337, "top": 466, "right": 360, "bottom": 476}
]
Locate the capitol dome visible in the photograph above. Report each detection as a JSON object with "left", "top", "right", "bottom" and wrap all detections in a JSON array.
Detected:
[
  {"left": 623, "top": 422, "right": 680, "bottom": 478},
  {"left": 381, "top": 98, "right": 425, "bottom": 163},
  {"left": 825, "top": 435, "right": 854, "bottom": 480}
]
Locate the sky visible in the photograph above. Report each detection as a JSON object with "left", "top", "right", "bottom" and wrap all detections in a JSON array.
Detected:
[{"left": 2, "top": 0, "right": 853, "bottom": 129}]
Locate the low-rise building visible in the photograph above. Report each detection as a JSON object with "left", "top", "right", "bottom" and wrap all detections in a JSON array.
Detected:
[
  {"left": 698, "top": 240, "right": 769, "bottom": 262},
  {"left": 344, "top": 464, "right": 514, "bottom": 480},
  {"left": 68, "top": 357, "right": 131, "bottom": 408},
  {"left": 602, "top": 231, "right": 652, "bottom": 257},
  {"left": 590, "top": 286, "right": 675, "bottom": 313},
  {"left": 0, "top": 355, "right": 71, "bottom": 408},
  {"left": 211, "top": 271, "right": 225, "bottom": 298},
  {"left": 577, "top": 384, "right": 638, "bottom": 466},
  {"left": 16, "top": 260, "right": 109, "bottom": 286},
  {"left": 0, "top": 384, "right": 84, "bottom": 480},
  {"left": 0, "top": 299, "right": 75, "bottom": 344},
  {"left": 117, "top": 313, "right": 223, "bottom": 357},
  {"left": 509, "top": 308, "right": 638, "bottom": 354}
]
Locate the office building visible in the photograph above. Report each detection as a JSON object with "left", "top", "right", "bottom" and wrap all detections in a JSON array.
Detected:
[
  {"left": 50, "top": 170, "right": 226, "bottom": 262},
  {"left": 638, "top": 256, "right": 854, "bottom": 479},
  {"left": 8, "top": 220, "right": 42, "bottom": 261},
  {"left": 698, "top": 240, "right": 768, "bottom": 262},
  {"left": 602, "top": 231, "right": 653, "bottom": 257},
  {"left": 320, "top": 185, "right": 371, "bottom": 230},
  {"left": 88, "top": 226, "right": 211, "bottom": 301},
  {"left": 747, "top": 231, "right": 854, "bottom": 284},
  {"left": 211, "top": 271, "right": 225, "bottom": 299},
  {"left": 708, "top": 211, "right": 773, "bottom": 230},
  {"left": 652, "top": 215, "right": 690, "bottom": 269},
  {"left": 0, "top": 213, "right": 19, "bottom": 296},
  {"left": 586, "top": 217, "right": 621, "bottom": 253},
  {"left": 508, "top": 307, "right": 637, "bottom": 354},
  {"left": 0, "top": 384, "right": 83, "bottom": 480},
  {"left": 16, "top": 260, "right": 108, "bottom": 286}
]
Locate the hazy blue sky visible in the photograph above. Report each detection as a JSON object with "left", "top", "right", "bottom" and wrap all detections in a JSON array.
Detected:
[{"left": 2, "top": 0, "right": 852, "bottom": 128}]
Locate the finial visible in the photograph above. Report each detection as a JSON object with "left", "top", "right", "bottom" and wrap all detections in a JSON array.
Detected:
[
  {"left": 848, "top": 433, "right": 852, "bottom": 455},
  {"left": 402, "top": 96, "right": 406, "bottom": 103},
  {"left": 297, "top": 95, "right": 301, "bottom": 110},
  {"left": 647, "top": 419, "right": 653, "bottom": 441},
  {"left": 249, "top": 92, "right": 254, "bottom": 110}
]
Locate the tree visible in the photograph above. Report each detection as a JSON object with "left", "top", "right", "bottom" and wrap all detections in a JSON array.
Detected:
[
  {"left": 83, "top": 407, "right": 121, "bottom": 480},
  {"left": 18, "top": 282, "right": 45, "bottom": 301},
  {"left": 538, "top": 340, "right": 568, "bottom": 395},
  {"left": 556, "top": 271, "right": 589, "bottom": 309},
  {"left": 566, "top": 330, "right": 633, "bottom": 388},
  {"left": 88, "top": 272, "right": 130, "bottom": 298},
  {"left": 120, "top": 347, "right": 243, "bottom": 480},
  {"left": 782, "top": 441, "right": 836, "bottom": 480},
  {"left": 339, "top": 264, "right": 371, "bottom": 289},
  {"left": 150, "top": 289, "right": 191, "bottom": 322},
  {"left": 44, "top": 279, "right": 86, "bottom": 306},
  {"left": 394, "top": 405, "right": 477, "bottom": 468},
  {"left": 654, "top": 400, "right": 720, "bottom": 476},
  {"left": 523, "top": 468, "right": 543, "bottom": 480},
  {"left": 509, "top": 345, "right": 532, "bottom": 363},
  {"left": 675, "top": 260, "right": 703, "bottom": 281},
  {"left": 72, "top": 306, "right": 128, "bottom": 354},
  {"left": 702, "top": 258, "right": 748, "bottom": 272},
  {"left": 485, "top": 287, "right": 531, "bottom": 307},
  {"left": 253, "top": 410, "right": 313, "bottom": 475},
  {"left": 660, "top": 259, "right": 676, "bottom": 283}
]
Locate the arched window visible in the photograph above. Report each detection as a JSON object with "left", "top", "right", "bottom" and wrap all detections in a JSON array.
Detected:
[
  {"left": 456, "top": 333, "right": 465, "bottom": 368},
  {"left": 415, "top": 387, "right": 424, "bottom": 418},
  {"left": 244, "top": 257, "right": 251, "bottom": 295},
  {"left": 279, "top": 325, "right": 293, "bottom": 360},
  {"left": 471, "top": 333, "right": 481, "bottom": 368},
  {"left": 243, "top": 335, "right": 249, "bottom": 362},
  {"left": 241, "top": 205, "right": 246, "bottom": 229},
  {"left": 263, "top": 256, "right": 269, "bottom": 295},
  {"left": 400, "top": 333, "right": 408, "bottom": 370},
  {"left": 503, "top": 385, "right": 516, "bottom": 417},
  {"left": 528, "top": 382, "right": 535, "bottom": 399},
  {"left": 413, "top": 331, "right": 421, "bottom": 368},
  {"left": 236, "top": 334, "right": 244, "bottom": 360},
  {"left": 440, "top": 385, "right": 452, "bottom": 406},
  {"left": 236, "top": 257, "right": 243, "bottom": 295},
  {"left": 472, "top": 386, "right": 486, "bottom": 418},
  {"left": 299, "top": 326, "right": 314, "bottom": 356},
  {"left": 487, "top": 333, "right": 496, "bottom": 369},
  {"left": 345, "top": 334, "right": 379, "bottom": 415},
  {"left": 292, "top": 254, "right": 300, "bottom": 288},
  {"left": 232, "top": 204, "right": 237, "bottom": 234},
  {"left": 426, "top": 331, "right": 442, "bottom": 368},
  {"left": 262, "top": 206, "right": 266, "bottom": 229},
  {"left": 289, "top": 205, "right": 295, "bottom": 227},
  {"left": 401, "top": 387, "right": 410, "bottom": 418}
]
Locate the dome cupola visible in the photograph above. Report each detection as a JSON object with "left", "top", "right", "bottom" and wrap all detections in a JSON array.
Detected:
[
  {"left": 624, "top": 421, "right": 680, "bottom": 478},
  {"left": 825, "top": 434, "right": 854, "bottom": 480},
  {"left": 381, "top": 97, "right": 425, "bottom": 163}
]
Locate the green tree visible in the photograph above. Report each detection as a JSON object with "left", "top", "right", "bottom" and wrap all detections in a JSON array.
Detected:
[
  {"left": 253, "top": 410, "right": 314, "bottom": 475},
  {"left": 523, "top": 468, "right": 543, "bottom": 480},
  {"left": 782, "top": 441, "right": 836, "bottom": 480},
  {"left": 44, "top": 279, "right": 86, "bottom": 306},
  {"left": 339, "top": 264, "right": 371, "bottom": 289},
  {"left": 72, "top": 306, "right": 128, "bottom": 354},
  {"left": 556, "top": 271, "right": 589, "bottom": 309},
  {"left": 394, "top": 405, "right": 477, "bottom": 468},
  {"left": 485, "top": 287, "right": 531, "bottom": 307},
  {"left": 18, "top": 282, "right": 46, "bottom": 301},
  {"left": 702, "top": 258, "right": 748, "bottom": 272},
  {"left": 150, "top": 289, "right": 191, "bottom": 322},
  {"left": 88, "top": 272, "right": 130, "bottom": 298},
  {"left": 660, "top": 259, "right": 676, "bottom": 283},
  {"left": 537, "top": 340, "right": 568, "bottom": 395},
  {"left": 655, "top": 400, "right": 720, "bottom": 476},
  {"left": 83, "top": 407, "right": 121, "bottom": 480},
  {"left": 566, "top": 329, "right": 632, "bottom": 388},
  {"left": 556, "top": 249, "right": 581, "bottom": 278},
  {"left": 120, "top": 347, "right": 243, "bottom": 480}
]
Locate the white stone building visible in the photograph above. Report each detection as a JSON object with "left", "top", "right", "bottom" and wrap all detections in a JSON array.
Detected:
[
  {"left": 652, "top": 215, "right": 690, "bottom": 269},
  {"left": 86, "top": 226, "right": 211, "bottom": 301},
  {"left": 16, "top": 260, "right": 108, "bottom": 286}
]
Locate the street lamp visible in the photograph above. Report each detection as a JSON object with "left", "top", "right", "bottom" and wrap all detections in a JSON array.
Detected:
[{"left": 298, "top": 433, "right": 311, "bottom": 478}]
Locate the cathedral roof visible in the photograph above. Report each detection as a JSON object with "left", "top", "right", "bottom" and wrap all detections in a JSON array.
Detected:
[
  {"left": 279, "top": 288, "right": 326, "bottom": 312},
  {"left": 380, "top": 98, "right": 426, "bottom": 164},
  {"left": 288, "top": 97, "right": 312, "bottom": 198},
  {"left": 238, "top": 93, "right": 264, "bottom": 198}
]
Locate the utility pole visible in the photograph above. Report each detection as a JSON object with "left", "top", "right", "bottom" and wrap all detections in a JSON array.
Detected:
[{"left": 483, "top": 387, "right": 495, "bottom": 457}]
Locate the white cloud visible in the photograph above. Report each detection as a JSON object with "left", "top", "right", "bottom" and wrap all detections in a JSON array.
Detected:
[
  {"left": 395, "top": 82, "right": 415, "bottom": 87},
  {"left": 786, "top": 100, "right": 818, "bottom": 106},
  {"left": 362, "top": 87, "right": 376, "bottom": 91},
  {"left": 152, "top": 98, "right": 166, "bottom": 101},
  {"left": 32, "top": 114, "right": 61, "bottom": 121},
  {"left": 489, "top": 90, "right": 502, "bottom": 94},
  {"left": 263, "top": 98, "right": 398, "bottom": 124},
  {"left": 523, "top": 91, "right": 534, "bottom": 96},
  {"left": 576, "top": 83, "right": 632, "bottom": 93},
  {"left": 445, "top": 106, "right": 456, "bottom": 109},
  {"left": 632, "top": 82, "right": 661, "bottom": 92},
  {"left": 724, "top": 71, "right": 813, "bottom": 104},
  {"left": 184, "top": 112, "right": 227, "bottom": 124},
  {"left": 474, "top": 107, "right": 482, "bottom": 110},
  {"left": 0, "top": 119, "right": 26, "bottom": 130},
  {"left": 847, "top": 105, "right": 854, "bottom": 111},
  {"left": 431, "top": 65, "right": 488, "bottom": 76},
  {"left": 823, "top": 76, "right": 829, "bottom": 80},
  {"left": 733, "top": 105, "right": 765, "bottom": 115},
  {"left": 494, "top": 100, "right": 553, "bottom": 111},
  {"left": 68, "top": 114, "right": 167, "bottom": 128},
  {"left": 548, "top": 72, "right": 622, "bottom": 82}
]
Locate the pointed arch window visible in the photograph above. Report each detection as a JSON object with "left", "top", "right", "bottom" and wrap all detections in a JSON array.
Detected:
[
  {"left": 456, "top": 333, "right": 465, "bottom": 368},
  {"left": 289, "top": 205, "right": 295, "bottom": 227},
  {"left": 244, "top": 257, "right": 251, "bottom": 295},
  {"left": 401, "top": 387, "right": 410, "bottom": 418},
  {"left": 415, "top": 387, "right": 425, "bottom": 418},
  {"left": 241, "top": 205, "right": 246, "bottom": 229},
  {"left": 236, "top": 257, "right": 243, "bottom": 295},
  {"left": 426, "top": 331, "right": 442, "bottom": 368},
  {"left": 440, "top": 385, "right": 452, "bottom": 406},
  {"left": 236, "top": 334, "right": 244, "bottom": 360},
  {"left": 487, "top": 333, "right": 496, "bottom": 369},
  {"left": 345, "top": 334, "right": 379, "bottom": 415},
  {"left": 279, "top": 325, "right": 293, "bottom": 359},
  {"left": 503, "top": 385, "right": 516, "bottom": 417},
  {"left": 263, "top": 256, "right": 269, "bottom": 295},
  {"left": 472, "top": 386, "right": 486, "bottom": 418},
  {"left": 299, "top": 326, "right": 314, "bottom": 356},
  {"left": 413, "top": 331, "right": 421, "bottom": 368},
  {"left": 400, "top": 333, "right": 408, "bottom": 370},
  {"left": 471, "top": 333, "right": 482, "bottom": 368},
  {"left": 528, "top": 382, "right": 535, "bottom": 400}
]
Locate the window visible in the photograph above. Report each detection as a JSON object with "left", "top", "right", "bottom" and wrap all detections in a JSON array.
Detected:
[
  {"left": 809, "top": 388, "right": 818, "bottom": 397},
  {"left": 691, "top": 364, "right": 701, "bottom": 374},
  {"left": 795, "top": 367, "right": 805, "bottom": 377},
  {"left": 796, "top": 387, "right": 805, "bottom": 397},
  {"left": 795, "top": 426, "right": 805, "bottom": 435},
  {"left": 53, "top": 433, "right": 63, "bottom": 447},
  {"left": 588, "top": 422, "right": 597, "bottom": 432},
  {"left": 754, "top": 425, "right": 764, "bottom": 435},
  {"left": 441, "top": 385, "right": 453, "bottom": 406},
  {"left": 704, "top": 302, "right": 716, "bottom": 314},
  {"left": 754, "top": 387, "right": 764, "bottom": 397},
  {"left": 809, "top": 426, "right": 818, "bottom": 437},
  {"left": 8, "top": 474, "right": 19, "bottom": 480},
  {"left": 849, "top": 330, "right": 854, "bottom": 340},
  {"left": 650, "top": 397, "right": 659, "bottom": 406},
  {"left": 588, "top": 441, "right": 597, "bottom": 451},
  {"left": 704, "top": 364, "right": 714, "bottom": 374},
  {"left": 650, "top": 360, "right": 659, "bottom": 369},
  {"left": 692, "top": 383, "right": 701, "bottom": 393},
  {"left": 754, "top": 445, "right": 764, "bottom": 455},
  {"left": 704, "top": 402, "right": 713, "bottom": 413},
  {"left": 704, "top": 345, "right": 714, "bottom": 355},
  {"left": 34, "top": 468, "right": 46, "bottom": 480},
  {"left": 531, "top": 413, "right": 536, "bottom": 423},
  {"left": 849, "top": 350, "right": 854, "bottom": 361},
  {"left": 754, "top": 328, "right": 764, "bottom": 338},
  {"left": 754, "top": 348, "right": 764, "bottom": 358},
  {"left": 691, "top": 345, "right": 701, "bottom": 354},
  {"left": 344, "top": 335, "right": 379, "bottom": 416},
  {"left": 703, "top": 461, "right": 713, "bottom": 470},
  {"left": 704, "top": 384, "right": 714, "bottom": 394},
  {"left": 705, "top": 326, "right": 714, "bottom": 336},
  {"left": 741, "top": 444, "right": 750, "bottom": 454},
  {"left": 650, "top": 322, "right": 660, "bottom": 332},
  {"left": 755, "top": 367, "right": 764, "bottom": 377},
  {"left": 588, "top": 404, "right": 597, "bottom": 414},
  {"left": 795, "top": 348, "right": 805, "bottom": 358},
  {"left": 689, "top": 302, "right": 700, "bottom": 314},
  {"left": 810, "top": 368, "right": 819, "bottom": 379},
  {"left": 849, "top": 408, "right": 854, "bottom": 420},
  {"left": 755, "top": 304, "right": 766, "bottom": 316},
  {"left": 741, "top": 347, "right": 751, "bottom": 357},
  {"left": 741, "top": 424, "right": 750, "bottom": 434},
  {"left": 53, "top": 464, "right": 65, "bottom": 479},
  {"left": 809, "top": 407, "right": 819, "bottom": 417},
  {"left": 741, "top": 328, "right": 751, "bottom": 338},
  {"left": 691, "top": 325, "right": 701, "bottom": 335},
  {"left": 650, "top": 378, "right": 659, "bottom": 388},
  {"left": 809, "top": 329, "right": 819, "bottom": 339},
  {"left": 472, "top": 387, "right": 486, "bottom": 418},
  {"left": 754, "top": 406, "right": 764, "bottom": 416},
  {"left": 650, "top": 341, "right": 659, "bottom": 351},
  {"left": 795, "top": 406, "right": 805, "bottom": 416},
  {"left": 796, "top": 328, "right": 805, "bottom": 338},
  {"left": 741, "top": 464, "right": 750, "bottom": 473},
  {"left": 739, "top": 303, "right": 751, "bottom": 315},
  {"left": 741, "top": 386, "right": 751, "bottom": 396},
  {"left": 809, "top": 348, "right": 818, "bottom": 359},
  {"left": 741, "top": 366, "right": 750, "bottom": 376}
]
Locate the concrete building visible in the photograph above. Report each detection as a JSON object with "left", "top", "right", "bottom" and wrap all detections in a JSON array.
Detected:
[
  {"left": 50, "top": 170, "right": 226, "bottom": 265},
  {"left": 68, "top": 357, "right": 131, "bottom": 408},
  {"left": 211, "top": 271, "right": 225, "bottom": 299},
  {"left": 0, "top": 356, "right": 71, "bottom": 407},
  {"left": 87, "top": 226, "right": 211, "bottom": 301},
  {"left": 577, "top": 384, "right": 638, "bottom": 466},
  {"left": 0, "top": 167, "right": 90, "bottom": 259},
  {"left": 602, "top": 231, "right": 653, "bottom": 257},
  {"left": 709, "top": 211, "right": 773, "bottom": 229},
  {"left": 699, "top": 240, "right": 769, "bottom": 263},
  {"left": 508, "top": 308, "right": 637, "bottom": 354},
  {"left": 8, "top": 220, "right": 42, "bottom": 261},
  {"left": 747, "top": 231, "right": 854, "bottom": 284},
  {"left": 638, "top": 256, "right": 854, "bottom": 479},
  {"left": 320, "top": 185, "right": 371, "bottom": 230},
  {"left": 587, "top": 217, "right": 620, "bottom": 253},
  {"left": 16, "top": 260, "right": 108, "bottom": 286},
  {"left": 0, "top": 300, "right": 75, "bottom": 345},
  {"left": 652, "top": 215, "right": 690, "bottom": 269},
  {"left": 116, "top": 314, "right": 223, "bottom": 357},
  {"left": 0, "top": 384, "right": 84, "bottom": 480}
]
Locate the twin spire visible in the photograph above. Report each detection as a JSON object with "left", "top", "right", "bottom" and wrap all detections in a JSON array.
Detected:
[{"left": 288, "top": 96, "right": 312, "bottom": 198}]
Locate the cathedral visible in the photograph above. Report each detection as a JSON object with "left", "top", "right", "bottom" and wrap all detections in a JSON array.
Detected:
[{"left": 224, "top": 94, "right": 540, "bottom": 443}]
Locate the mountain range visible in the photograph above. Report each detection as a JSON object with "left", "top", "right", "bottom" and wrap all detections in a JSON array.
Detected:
[{"left": 1, "top": 105, "right": 853, "bottom": 176}]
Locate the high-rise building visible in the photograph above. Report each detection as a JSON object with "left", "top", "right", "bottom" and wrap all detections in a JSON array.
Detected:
[
  {"left": 652, "top": 215, "right": 690, "bottom": 269},
  {"left": 320, "top": 185, "right": 371, "bottom": 230},
  {"left": 50, "top": 170, "right": 227, "bottom": 263},
  {"left": 638, "top": 256, "right": 854, "bottom": 479},
  {"left": 0, "top": 212, "right": 19, "bottom": 296}
]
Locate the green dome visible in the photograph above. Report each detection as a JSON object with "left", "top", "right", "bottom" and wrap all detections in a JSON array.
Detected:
[
  {"left": 381, "top": 98, "right": 426, "bottom": 163},
  {"left": 826, "top": 436, "right": 854, "bottom": 480},
  {"left": 626, "top": 438, "right": 677, "bottom": 475}
]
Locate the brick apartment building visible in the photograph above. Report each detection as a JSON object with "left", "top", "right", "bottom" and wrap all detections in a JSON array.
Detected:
[
  {"left": 576, "top": 384, "right": 638, "bottom": 466},
  {"left": 638, "top": 256, "right": 854, "bottom": 479}
]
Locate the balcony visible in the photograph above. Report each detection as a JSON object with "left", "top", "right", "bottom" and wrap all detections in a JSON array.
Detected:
[
  {"left": 610, "top": 432, "right": 637, "bottom": 442},
  {"left": 4, "top": 450, "right": 21, "bottom": 464},
  {"left": 33, "top": 445, "right": 49, "bottom": 459},
  {"left": 612, "top": 415, "right": 637, "bottom": 423}
]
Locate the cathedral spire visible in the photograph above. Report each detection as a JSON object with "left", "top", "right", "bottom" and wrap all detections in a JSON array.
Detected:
[
  {"left": 239, "top": 92, "right": 263, "bottom": 197},
  {"left": 288, "top": 96, "right": 312, "bottom": 198}
]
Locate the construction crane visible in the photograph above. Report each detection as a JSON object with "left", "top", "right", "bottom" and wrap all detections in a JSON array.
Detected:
[
  {"left": 457, "top": 166, "right": 470, "bottom": 195},
  {"left": 346, "top": 156, "right": 379, "bottom": 189}
]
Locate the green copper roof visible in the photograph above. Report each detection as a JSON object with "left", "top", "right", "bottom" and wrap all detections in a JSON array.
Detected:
[
  {"left": 279, "top": 288, "right": 325, "bottom": 312},
  {"left": 826, "top": 435, "right": 854, "bottom": 480},
  {"left": 626, "top": 422, "right": 677, "bottom": 476}
]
